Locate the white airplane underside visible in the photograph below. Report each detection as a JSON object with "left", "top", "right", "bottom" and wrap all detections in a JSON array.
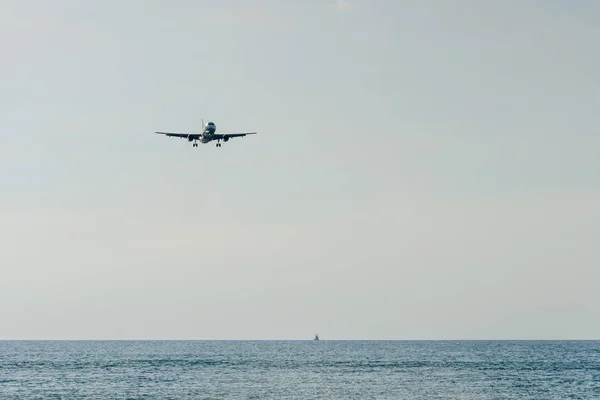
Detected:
[{"left": 155, "top": 121, "right": 257, "bottom": 148}]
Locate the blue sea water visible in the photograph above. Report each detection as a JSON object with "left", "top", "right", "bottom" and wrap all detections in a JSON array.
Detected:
[{"left": 1, "top": 340, "right": 599, "bottom": 399}]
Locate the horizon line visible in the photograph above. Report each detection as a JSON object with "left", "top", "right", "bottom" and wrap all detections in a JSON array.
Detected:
[{"left": 1, "top": 338, "right": 599, "bottom": 341}]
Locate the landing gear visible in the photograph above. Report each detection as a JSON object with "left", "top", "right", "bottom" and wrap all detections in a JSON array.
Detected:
[
  {"left": 192, "top": 143, "right": 198, "bottom": 147},
  {"left": 216, "top": 141, "right": 222, "bottom": 147}
]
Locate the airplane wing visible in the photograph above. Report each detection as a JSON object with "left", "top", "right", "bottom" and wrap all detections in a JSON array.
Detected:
[
  {"left": 155, "top": 132, "right": 200, "bottom": 139},
  {"left": 213, "top": 132, "right": 257, "bottom": 140}
]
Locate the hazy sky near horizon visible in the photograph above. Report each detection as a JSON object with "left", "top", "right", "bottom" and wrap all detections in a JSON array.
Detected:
[{"left": 1, "top": 0, "right": 599, "bottom": 340}]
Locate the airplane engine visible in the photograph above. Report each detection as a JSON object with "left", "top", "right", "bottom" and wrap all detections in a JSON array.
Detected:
[
  {"left": 187, "top": 135, "right": 194, "bottom": 142},
  {"left": 223, "top": 136, "right": 229, "bottom": 142}
]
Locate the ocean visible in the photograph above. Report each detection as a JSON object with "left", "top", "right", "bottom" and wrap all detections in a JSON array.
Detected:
[{"left": 1, "top": 340, "right": 599, "bottom": 399}]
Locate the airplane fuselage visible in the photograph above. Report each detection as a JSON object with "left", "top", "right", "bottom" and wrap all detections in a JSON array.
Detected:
[{"left": 200, "top": 122, "right": 217, "bottom": 143}]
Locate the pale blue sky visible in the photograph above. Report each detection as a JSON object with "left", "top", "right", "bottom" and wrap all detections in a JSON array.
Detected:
[{"left": 1, "top": 0, "right": 599, "bottom": 339}]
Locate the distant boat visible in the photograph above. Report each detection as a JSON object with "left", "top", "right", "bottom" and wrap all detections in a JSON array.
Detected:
[{"left": 314, "top": 334, "right": 319, "bottom": 341}]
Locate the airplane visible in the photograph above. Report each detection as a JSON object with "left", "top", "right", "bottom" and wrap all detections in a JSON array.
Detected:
[{"left": 155, "top": 119, "right": 257, "bottom": 148}]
